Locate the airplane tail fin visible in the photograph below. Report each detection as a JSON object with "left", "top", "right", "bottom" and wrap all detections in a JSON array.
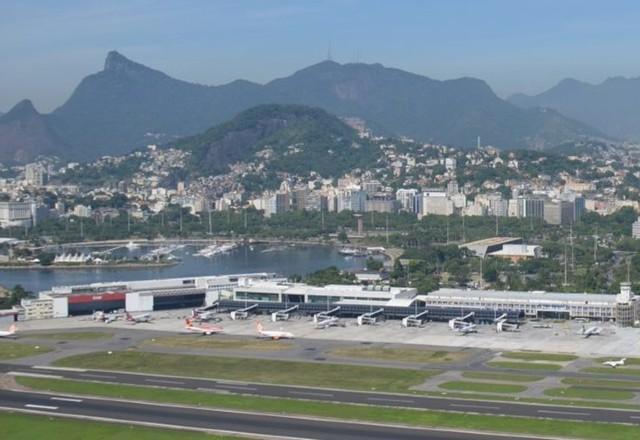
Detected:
[
  {"left": 185, "top": 318, "right": 192, "bottom": 326},
  {"left": 126, "top": 312, "right": 132, "bottom": 321},
  {"left": 256, "top": 321, "right": 263, "bottom": 333},
  {"left": 8, "top": 324, "right": 16, "bottom": 334}
]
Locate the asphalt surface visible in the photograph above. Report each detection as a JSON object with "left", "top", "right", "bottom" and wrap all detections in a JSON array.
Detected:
[
  {"left": 0, "top": 389, "right": 544, "bottom": 440},
  {"left": 3, "top": 362, "right": 640, "bottom": 425}
]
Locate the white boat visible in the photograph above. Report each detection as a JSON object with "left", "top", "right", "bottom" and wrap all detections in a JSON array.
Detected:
[
  {"left": 338, "top": 247, "right": 367, "bottom": 257},
  {"left": 195, "top": 242, "right": 239, "bottom": 258},
  {"left": 125, "top": 241, "right": 140, "bottom": 250}
]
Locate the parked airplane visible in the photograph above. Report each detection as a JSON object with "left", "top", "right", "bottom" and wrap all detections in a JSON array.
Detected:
[
  {"left": 496, "top": 318, "right": 519, "bottom": 333},
  {"left": 315, "top": 316, "right": 343, "bottom": 329},
  {"left": 256, "top": 321, "right": 294, "bottom": 340},
  {"left": 455, "top": 323, "right": 477, "bottom": 335},
  {"left": 0, "top": 324, "right": 17, "bottom": 338},
  {"left": 184, "top": 318, "right": 223, "bottom": 335},
  {"left": 580, "top": 325, "right": 602, "bottom": 338},
  {"left": 126, "top": 312, "right": 152, "bottom": 323},
  {"left": 93, "top": 311, "right": 121, "bottom": 324},
  {"left": 602, "top": 358, "right": 626, "bottom": 368}
]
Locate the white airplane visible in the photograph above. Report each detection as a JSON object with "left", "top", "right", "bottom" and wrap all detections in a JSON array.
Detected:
[
  {"left": 315, "top": 316, "right": 342, "bottom": 329},
  {"left": 455, "top": 323, "right": 477, "bottom": 335},
  {"left": 184, "top": 318, "right": 224, "bottom": 335},
  {"left": 580, "top": 325, "right": 602, "bottom": 338},
  {"left": 0, "top": 324, "right": 17, "bottom": 338},
  {"left": 126, "top": 312, "right": 153, "bottom": 324},
  {"left": 496, "top": 319, "right": 519, "bottom": 333},
  {"left": 602, "top": 358, "right": 626, "bottom": 368},
  {"left": 256, "top": 321, "right": 294, "bottom": 340}
]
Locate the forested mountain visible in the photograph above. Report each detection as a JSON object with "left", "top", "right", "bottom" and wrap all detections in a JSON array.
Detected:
[{"left": 172, "top": 104, "right": 378, "bottom": 177}]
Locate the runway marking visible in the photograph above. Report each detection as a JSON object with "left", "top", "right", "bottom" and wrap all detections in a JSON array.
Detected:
[
  {"left": 145, "top": 379, "right": 185, "bottom": 385},
  {"left": 449, "top": 403, "right": 501, "bottom": 410},
  {"left": 51, "top": 397, "right": 83, "bottom": 403},
  {"left": 366, "top": 397, "right": 415, "bottom": 404},
  {"left": 214, "top": 384, "right": 257, "bottom": 391},
  {"left": 79, "top": 373, "right": 117, "bottom": 379},
  {"left": 196, "top": 387, "right": 230, "bottom": 393},
  {"left": 33, "top": 365, "right": 86, "bottom": 372},
  {"left": 8, "top": 372, "right": 62, "bottom": 379},
  {"left": 25, "top": 404, "right": 58, "bottom": 410},
  {"left": 537, "top": 410, "right": 591, "bottom": 416},
  {"left": 289, "top": 391, "right": 335, "bottom": 398}
]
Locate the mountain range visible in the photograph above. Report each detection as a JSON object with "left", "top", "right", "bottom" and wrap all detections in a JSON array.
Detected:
[
  {"left": 0, "top": 51, "right": 604, "bottom": 163},
  {"left": 509, "top": 77, "right": 640, "bottom": 140}
]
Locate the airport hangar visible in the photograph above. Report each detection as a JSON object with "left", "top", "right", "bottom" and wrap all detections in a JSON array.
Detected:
[{"left": 18, "top": 274, "right": 640, "bottom": 326}]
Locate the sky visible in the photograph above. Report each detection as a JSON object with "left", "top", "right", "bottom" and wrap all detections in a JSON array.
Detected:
[{"left": 2, "top": 0, "right": 640, "bottom": 113}]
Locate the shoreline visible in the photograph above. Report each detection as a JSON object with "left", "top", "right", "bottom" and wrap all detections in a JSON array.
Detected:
[{"left": 0, "top": 261, "right": 179, "bottom": 271}]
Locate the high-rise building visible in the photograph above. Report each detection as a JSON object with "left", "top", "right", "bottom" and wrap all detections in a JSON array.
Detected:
[
  {"left": 0, "top": 201, "right": 36, "bottom": 227},
  {"left": 524, "top": 198, "right": 545, "bottom": 218},
  {"left": 632, "top": 217, "right": 640, "bottom": 239},
  {"left": 291, "top": 188, "right": 309, "bottom": 211},
  {"left": 24, "top": 163, "right": 47, "bottom": 187},
  {"left": 446, "top": 180, "right": 459, "bottom": 196},
  {"left": 395, "top": 189, "right": 418, "bottom": 212}
]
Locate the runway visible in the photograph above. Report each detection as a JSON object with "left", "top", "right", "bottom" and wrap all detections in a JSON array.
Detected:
[
  {"left": 0, "top": 389, "right": 546, "bottom": 440},
  {"left": 2, "top": 362, "right": 639, "bottom": 425}
]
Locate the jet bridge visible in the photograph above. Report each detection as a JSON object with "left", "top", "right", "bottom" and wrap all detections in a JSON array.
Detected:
[
  {"left": 313, "top": 306, "right": 341, "bottom": 323},
  {"left": 230, "top": 303, "right": 258, "bottom": 320},
  {"left": 271, "top": 305, "right": 299, "bottom": 322},
  {"left": 448, "top": 312, "right": 475, "bottom": 330},
  {"left": 402, "top": 310, "right": 429, "bottom": 327},
  {"left": 196, "top": 301, "right": 219, "bottom": 313},
  {"left": 357, "top": 308, "right": 384, "bottom": 326}
]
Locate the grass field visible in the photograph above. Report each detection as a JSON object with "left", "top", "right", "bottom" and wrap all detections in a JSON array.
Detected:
[
  {"left": 17, "top": 377, "right": 640, "bottom": 440},
  {"left": 0, "top": 411, "right": 245, "bottom": 440},
  {"left": 328, "top": 346, "right": 469, "bottom": 364},
  {"left": 0, "top": 341, "right": 51, "bottom": 360},
  {"left": 487, "top": 361, "right": 563, "bottom": 371},
  {"left": 461, "top": 372, "right": 543, "bottom": 383},
  {"left": 438, "top": 381, "right": 527, "bottom": 394},
  {"left": 28, "top": 331, "right": 113, "bottom": 341},
  {"left": 54, "top": 351, "right": 438, "bottom": 393},
  {"left": 544, "top": 386, "right": 635, "bottom": 400},
  {"left": 142, "top": 336, "right": 293, "bottom": 351},
  {"left": 562, "top": 377, "right": 640, "bottom": 390},
  {"left": 501, "top": 352, "right": 577, "bottom": 362},
  {"left": 584, "top": 367, "right": 640, "bottom": 376}
]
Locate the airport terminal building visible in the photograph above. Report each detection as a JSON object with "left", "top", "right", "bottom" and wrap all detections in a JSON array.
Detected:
[
  {"left": 20, "top": 273, "right": 281, "bottom": 319},
  {"left": 19, "top": 274, "right": 640, "bottom": 326}
]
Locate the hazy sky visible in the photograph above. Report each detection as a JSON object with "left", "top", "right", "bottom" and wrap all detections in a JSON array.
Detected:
[{"left": 2, "top": 0, "right": 640, "bottom": 113}]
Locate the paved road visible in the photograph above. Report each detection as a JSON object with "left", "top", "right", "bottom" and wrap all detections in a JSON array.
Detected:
[
  {"left": 0, "top": 389, "right": 544, "bottom": 440},
  {"left": 3, "top": 362, "right": 640, "bottom": 425}
]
